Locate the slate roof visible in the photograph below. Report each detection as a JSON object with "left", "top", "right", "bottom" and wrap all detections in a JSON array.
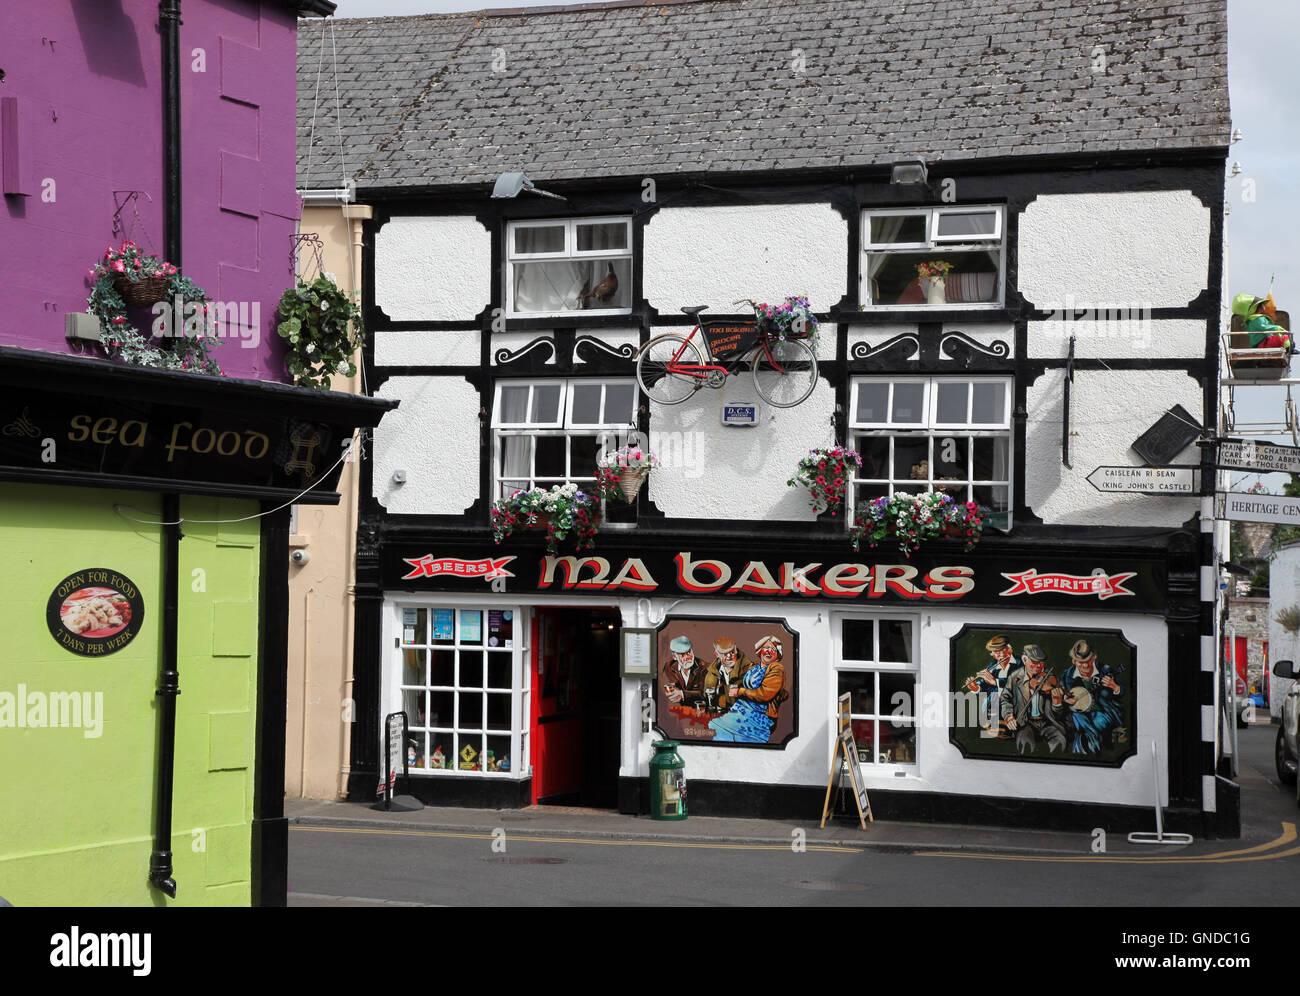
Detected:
[{"left": 296, "top": 0, "right": 1229, "bottom": 191}]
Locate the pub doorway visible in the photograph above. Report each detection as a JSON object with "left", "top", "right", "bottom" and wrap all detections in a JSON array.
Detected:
[{"left": 530, "top": 606, "right": 622, "bottom": 808}]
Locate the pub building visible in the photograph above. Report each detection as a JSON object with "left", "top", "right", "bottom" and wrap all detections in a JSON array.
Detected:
[
  {"left": 312, "top": 0, "right": 1236, "bottom": 832},
  {"left": 0, "top": 0, "right": 392, "bottom": 906}
]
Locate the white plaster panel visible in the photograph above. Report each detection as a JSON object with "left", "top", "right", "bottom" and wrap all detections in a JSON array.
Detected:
[
  {"left": 643, "top": 204, "right": 847, "bottom": 314},
  {"left": 373, "top": 376, "right": 479, "bottom": 514},
  {"left": 1027, "top": 318, "right": 1204, "bottom": 359},
  {"left": 648, "top": 378, "right": 835, "bottom": 521},
  {"left": 374, "top": 215, "right": 491, "bottom": 321},
  {"left": 615, "top": 598, "right": 1167, "bottom": 808},
  {"left": 374, "top": 329, "right": 481, "bottom": 367},
  {"left": 1025, "top": 369, "right": 1202, "bottom": 526},
  {"left": 1018, "top": 191, "right": 1210, "bottom": 308}
]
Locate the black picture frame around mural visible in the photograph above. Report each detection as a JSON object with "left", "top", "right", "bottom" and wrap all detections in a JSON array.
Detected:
[
  {"left": 650, "top": 615, "right": 799, "bottom": 749},
  {"left": 947, "top": 623, "right": 1138, "bottom": 768}
]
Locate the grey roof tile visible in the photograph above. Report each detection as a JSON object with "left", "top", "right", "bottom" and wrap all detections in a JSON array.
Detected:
[{"left": 297, "top": 0, "right": 1229, "bottom": 189}]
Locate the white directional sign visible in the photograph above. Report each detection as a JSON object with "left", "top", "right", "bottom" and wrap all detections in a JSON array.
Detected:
[
  {"left": 1086, "top": 466, "right": 1196, "bottom": 494},
  {"left": 1217, "top": 491, "right": 1300, "bottom": 526},
  {"left": 1217, "top": 440, "right": 1300, "bottom": 475}
]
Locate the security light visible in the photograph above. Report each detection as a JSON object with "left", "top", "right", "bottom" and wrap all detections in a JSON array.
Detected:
[
  {"left": 890, "top": 159, "right": 928, "bottom": 185},
  {"left": 491, "top": 171, "right": 566, "bottom": 201}
]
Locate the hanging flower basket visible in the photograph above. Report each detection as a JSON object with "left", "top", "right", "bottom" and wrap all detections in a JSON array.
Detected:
[
  {"left": 596, "top": 444, "right": 660, "bottom": 505},
  {"left": 112, "top": 273, "right": 173, "bottom": 309},
  {"left": 787, "top": 445, "right": 862, "bottom": 517}
]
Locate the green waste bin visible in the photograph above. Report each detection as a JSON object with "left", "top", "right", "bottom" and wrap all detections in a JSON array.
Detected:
[{"left": 649, "top": 739, "right": 687, "bottom": 820}]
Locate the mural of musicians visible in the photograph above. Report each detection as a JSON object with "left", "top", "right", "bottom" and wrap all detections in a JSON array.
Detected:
[
  {"left": 661, "top": 635, "right": 709, "bottom": 708},
  {"left": 963, "top": 634, "right": 1021, "bottom": 736},
  {"left": 999, "top": 644, "right": 1068, "bottom": 754},
  {"left": 702, "top": 636, "right": 752, "bottom": 715},
  {"left": 708, "top": 635, "right": 789, "bottom": 743},
  {"left": 1061, "top": 639, "right": 1124, "bottom": 753}
]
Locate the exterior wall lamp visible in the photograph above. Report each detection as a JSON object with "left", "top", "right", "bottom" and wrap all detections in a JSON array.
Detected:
[
  {"left": 889, "top": 159, "right": 928, "bottom": 185},
  {"left": 490, "top": 171, "right": 566, "bottom": 200}
]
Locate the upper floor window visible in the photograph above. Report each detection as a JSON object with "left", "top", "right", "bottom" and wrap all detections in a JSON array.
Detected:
[
  {"left": 861, "top": 206, "right": 1005, "bottom": 309},
  {"left": 491, "top": 378, "right": 638, "bottom": 523},
  {"left": 849, "top": 376, "right": 1012, "bottom": 528},
  {"left": 506, "top": 217, "right": 633, "bottom": 317}
]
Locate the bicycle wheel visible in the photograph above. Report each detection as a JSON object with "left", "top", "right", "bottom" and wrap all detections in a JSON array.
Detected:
[
  {"left": 751, "top": 337, "right": 817, "bottom": 408},
  {"left": 636, "top": 333, "right": 705, "bottom": 405}
]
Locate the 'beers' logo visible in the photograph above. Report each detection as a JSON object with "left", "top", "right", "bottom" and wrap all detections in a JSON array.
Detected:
[{"left": 45, "top": 569, "right": 146, "bottom": 657}]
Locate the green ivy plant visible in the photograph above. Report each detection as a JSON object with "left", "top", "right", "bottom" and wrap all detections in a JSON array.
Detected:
[{"left": 276, "top": 273, "right": 364, "bottom": 389}]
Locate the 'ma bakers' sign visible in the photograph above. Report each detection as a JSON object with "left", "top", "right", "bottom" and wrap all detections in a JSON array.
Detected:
[{"left": 387, "top": 549, "right": 1157, "bottom": 609}]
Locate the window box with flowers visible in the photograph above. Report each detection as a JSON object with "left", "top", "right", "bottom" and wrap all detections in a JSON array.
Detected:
[
  {"left": 491, "top": 483, "right": 601, "bottom": 554},
  {"left": 850, "top": 492, "right": 985, "bottom": 558}
]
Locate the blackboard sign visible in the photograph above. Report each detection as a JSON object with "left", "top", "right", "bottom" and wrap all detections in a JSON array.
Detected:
[
  {"left": 1130, "top": 404, "right": 1202, "bottom": 466},
  {"left": 703, "top": 322, "right": 758, "bottom": 359},
  {"left": 376, "top": 711, "right": 407, "bottom": 806}
]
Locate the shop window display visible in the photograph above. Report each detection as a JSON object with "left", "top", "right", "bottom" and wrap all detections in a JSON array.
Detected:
[{"left": 836, "top": 616, "right": 918, "bottom": 767}]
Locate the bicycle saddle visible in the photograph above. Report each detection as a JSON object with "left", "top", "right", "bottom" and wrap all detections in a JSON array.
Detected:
[{"left": 680, "top": 305, "right": 708, "bottom": 316}]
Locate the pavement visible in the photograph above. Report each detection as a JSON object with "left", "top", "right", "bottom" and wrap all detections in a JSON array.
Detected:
[{"left": 286, "top": 718, "right": 1296, "bottom": 861}]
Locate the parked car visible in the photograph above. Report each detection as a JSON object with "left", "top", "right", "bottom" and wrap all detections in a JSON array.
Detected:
[{"left": 1274, "top": 660, "right": 1299, "bottom": 796}]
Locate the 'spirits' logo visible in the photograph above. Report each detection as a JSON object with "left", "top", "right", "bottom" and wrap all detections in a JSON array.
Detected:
[
  {"left": 401, "top": 555, "right": 516, "bottom": 582},
  {"left": 999, "top": 568, "right": 1135, "bottom": 601}
]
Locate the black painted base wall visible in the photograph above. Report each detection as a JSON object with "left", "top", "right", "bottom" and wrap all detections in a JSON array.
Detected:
[
  {"left": 347, "top": 769, "right": 532, "bottom": 810},
  {"left": 618, "top": 776, "right": 1237, "bottom": 838}
]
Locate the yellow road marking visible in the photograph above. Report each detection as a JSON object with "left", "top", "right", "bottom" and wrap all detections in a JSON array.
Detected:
[
  {"left": 292, "top": 825, "right": 858, "bottom": 853},
  {"left": 916, "top": 822, "right": 1298, "bottom": 864}
]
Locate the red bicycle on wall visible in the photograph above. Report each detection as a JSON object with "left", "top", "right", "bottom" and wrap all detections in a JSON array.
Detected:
[{"left": 634, "top": 300, "right": 819, "bottom": 408}]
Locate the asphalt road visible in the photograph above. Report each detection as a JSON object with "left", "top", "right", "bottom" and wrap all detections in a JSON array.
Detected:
[{"left": 287, "top": 725, "right": 1300, "bottom": 908}]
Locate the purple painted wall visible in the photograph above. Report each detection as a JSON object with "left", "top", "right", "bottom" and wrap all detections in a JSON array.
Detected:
[{"left": 0, "top": 0, "right": 303, "bottom": 382}]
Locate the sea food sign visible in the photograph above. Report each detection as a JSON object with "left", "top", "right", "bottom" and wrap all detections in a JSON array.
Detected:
[
  {"left": 0, "top": 389, "right": 344, "bottom": 497},
  {"left": 388, "top": 550, "right": 1162, "bottom": 609}
]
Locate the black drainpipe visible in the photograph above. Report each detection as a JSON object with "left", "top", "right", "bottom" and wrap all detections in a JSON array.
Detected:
[
  {"left": 150, "top": 0, "right": 183, "bottom": 899},
  {"left": 149, "top": 495, "right": 182, "bottom": 897},
  {"left": 160, "top": 0, "right": 182, "bottom": 267}
]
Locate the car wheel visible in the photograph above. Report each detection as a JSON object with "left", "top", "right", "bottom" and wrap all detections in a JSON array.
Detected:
[{"left": 1276, "top": 728, "right": 1298, "bottom": 786}]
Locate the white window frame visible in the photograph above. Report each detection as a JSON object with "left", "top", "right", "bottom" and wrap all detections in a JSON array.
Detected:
[
  {"left": 848, "top": 376, "right": 1013, "bottom": 529},
  {"left": 491, "top": 377, "right": 639, "bottom": 526},
  {"left": 390, "top": 601, "right": 527, "bottom": 779},
  {"left": 834, "top": 614, "right": 921, "bottom": 773},
  {"left": 860, "top": 204, "right": 1006, "bottom": 310},
  {"left": 505, "top": 216, "right": 633, "bottom": 318}
]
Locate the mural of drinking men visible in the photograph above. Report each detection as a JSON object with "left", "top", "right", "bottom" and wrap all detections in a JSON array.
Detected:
[
  {"left": 662, "top": 635, "right": 709, "bottom": 709},
  {"left": 963, "top": 634, "right": 1021, "bottom": 737},
  {"left": 1000, "top": 644, "right": 1067, "bottom": 754},
  {"left": 703, "top": 636, "right": 752, "bottom": 714},
  {"left": 1061, "top": 639, "right": 1123, "bottom": 754},
  {"left": 708, "top": 635, "right": 789, "bottom": 743}
]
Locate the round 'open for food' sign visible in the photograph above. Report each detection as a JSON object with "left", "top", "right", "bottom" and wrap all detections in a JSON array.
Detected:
[{"left": 46, "top": 568, "right": 145, "bottom": 657}]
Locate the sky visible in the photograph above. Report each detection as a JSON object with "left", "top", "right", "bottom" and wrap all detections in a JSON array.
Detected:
[{"left": 333, "top": 0, "right": 1298, "bottom": 487}]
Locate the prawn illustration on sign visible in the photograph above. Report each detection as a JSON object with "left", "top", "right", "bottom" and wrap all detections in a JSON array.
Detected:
[
  {"left": 949, "top": 625, "right": 1136, "bottom": 767},
  {"left": 654, "top": 618, "right": 797, "bottom": 748}
]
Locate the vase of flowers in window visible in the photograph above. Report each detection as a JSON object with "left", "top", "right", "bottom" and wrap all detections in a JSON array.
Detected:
[
  {"left": 850, "top": 491, "right": 984, "bottom": 558},
  {"left": 596, "top": 443, "right": 660, "bottom": 503},
  {"left": 916, "top": 260, "right": 952, "bottom": 305},
  {"left": 786, "top": 445, "right": 862, "bottom": 517},
  {"left": 491, "top": 484, "right": 601, "bottom": 554}
]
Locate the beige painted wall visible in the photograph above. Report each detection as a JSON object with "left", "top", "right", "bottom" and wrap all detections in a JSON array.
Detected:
[{"left": 285, "top": 203, "right": 370, "bottom": 799}]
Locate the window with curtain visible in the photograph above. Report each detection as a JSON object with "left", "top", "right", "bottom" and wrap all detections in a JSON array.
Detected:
[
  {"left": 492, "top": 378, "right": 639, "bottom": 523},
  {"left": 837, "top": 616, "right": 919, "bottom": 768},
  {"left": 507, "top": 217, "right": 633, "bottom": 315},
  {"left": 862, "top": 206, "right": 1004, "bottom": 308},
  {"left": 849, "top": 377, "right": 1012, "bottom": 529}
]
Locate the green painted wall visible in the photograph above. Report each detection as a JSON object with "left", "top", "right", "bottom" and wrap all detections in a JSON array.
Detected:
[{"left": 0, "top": 485, "right": 262, "bottom": 906}]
